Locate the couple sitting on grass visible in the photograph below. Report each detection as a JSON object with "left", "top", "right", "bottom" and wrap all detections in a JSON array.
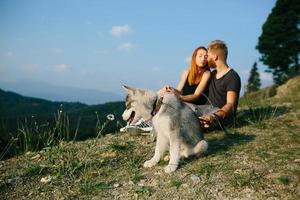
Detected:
[{"left": 120, "top": 40, "right": 241, "bottom": 133}]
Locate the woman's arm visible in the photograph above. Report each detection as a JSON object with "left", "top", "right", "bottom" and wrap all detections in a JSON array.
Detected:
[
  {"left": 158, "top": 69, "right": 189, "bottom": 96},
  {"left": 180, "top": 70, "right": 211, "bottom": 103}
]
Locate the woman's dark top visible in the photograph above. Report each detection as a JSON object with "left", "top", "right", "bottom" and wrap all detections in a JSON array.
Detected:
[{"left": 181, "top": 73, "right": 208, "bottom": 105}]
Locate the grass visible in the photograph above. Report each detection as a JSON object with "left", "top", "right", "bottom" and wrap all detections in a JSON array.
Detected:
[
  {"left": 230, "top": 169, "right": 265, "bottom": 189},
  {"left": 24, "top": 164, "right": 46, "bottom": 177},
  {"left": 195, "top": 163, "right": 215, "bottom": 179},
  {"left": 79, "top": 175, "right": 113, "bottom": 196},
  {"left": 0, "top": 106, "right": 121, "bottom": 160},
  {"left": 1, "top": 76, "right": 300, "bottom": 199},
  {"left": 43, "top": 143, "right": 84, "bottom": 178},
  {"left": 0, "top": 108, "right": 73, "bottom": 160},
  {"left": 131, "top": 174, "right": 146, "bottom": 183},
  {"left": 169, "top": 177, "right": 183, "bottom": 188},
  {"left": 277, "top": 175, "right": 291, "bottom": 185},
  {"left": 134, "top": 186, "right": 152, "bottom": 197}
]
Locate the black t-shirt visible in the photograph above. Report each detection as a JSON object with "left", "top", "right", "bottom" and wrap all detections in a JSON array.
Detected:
[{"left": 206, "top": 69, "right": 241, "bottom": 112}]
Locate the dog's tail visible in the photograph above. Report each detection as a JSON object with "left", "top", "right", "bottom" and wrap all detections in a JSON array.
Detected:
[{"left": 193, "top": 140, "right": 208, "bottom": 157}]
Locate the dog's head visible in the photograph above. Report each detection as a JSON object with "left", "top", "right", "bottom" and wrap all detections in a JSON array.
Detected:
[{"left": 122, "top": 85, "right": 157, "bottom": 125}]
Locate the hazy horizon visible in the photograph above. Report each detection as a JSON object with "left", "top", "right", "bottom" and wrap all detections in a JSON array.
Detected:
[{"left": 0, "top": 79, "right": 123, "bottom": 105}]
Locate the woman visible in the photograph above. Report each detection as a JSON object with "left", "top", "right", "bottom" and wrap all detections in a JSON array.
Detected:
[{"left": 160, "top": 46, "right": 211, "bottom": 105}]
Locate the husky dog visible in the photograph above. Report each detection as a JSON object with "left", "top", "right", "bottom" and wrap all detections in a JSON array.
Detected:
[{"left": 122, "top": 85, "right": 209, "bottom": 173}]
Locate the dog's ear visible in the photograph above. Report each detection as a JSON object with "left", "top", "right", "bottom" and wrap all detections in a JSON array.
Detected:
[{"left": 122, "top": 85, "right": 136, "bottom": 94}]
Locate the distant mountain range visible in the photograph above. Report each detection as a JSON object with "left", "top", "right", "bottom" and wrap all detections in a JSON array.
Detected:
[{"left": 0, "top": 80, "right": 123, "bottom": 105}]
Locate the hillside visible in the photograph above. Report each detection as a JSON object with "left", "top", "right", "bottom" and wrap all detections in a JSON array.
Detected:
[
  {"left": 0, "top": 88, "right": 125, "bottom": 158},
  {"left": 1, "top": 77, "right": 300, "bottom": 199},
  {"left": 0, "top": 88, "right": 87, "bottom": 117}
]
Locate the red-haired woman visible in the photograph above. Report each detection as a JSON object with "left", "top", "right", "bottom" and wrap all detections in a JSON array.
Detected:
[{"left": 160, "top": 46, "right": 211, "bottom": 105}]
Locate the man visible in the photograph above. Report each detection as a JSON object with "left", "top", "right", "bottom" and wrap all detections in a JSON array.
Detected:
[{"left": 199, "top": 40, "right": 241, "bottom": 128}]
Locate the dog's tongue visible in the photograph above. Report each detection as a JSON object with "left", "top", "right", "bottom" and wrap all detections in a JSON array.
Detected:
[{"left": 127, "top": 111, "right": 135, "bottom": 125}]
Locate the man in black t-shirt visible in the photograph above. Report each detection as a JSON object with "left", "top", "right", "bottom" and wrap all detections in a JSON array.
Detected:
[{"left": 199, "top": 40, "right": 241, "bottom": 129}]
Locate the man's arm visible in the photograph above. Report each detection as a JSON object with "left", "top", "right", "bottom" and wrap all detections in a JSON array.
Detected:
[
  {"left": 199, "top": 91, "right": 238, "bottom": 128},
  {"left": 214, "top": 91, "right": 238, "bottom": 119}
]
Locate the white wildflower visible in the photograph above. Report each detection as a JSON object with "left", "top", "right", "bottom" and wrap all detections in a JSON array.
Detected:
[
  {"left": 31, "top": 154, "right": 41, "bottom": 160},
  {"left": 106, "top": 114, "right": 115, "bottom": 121},
  {"left": 40, "top": 175, "right": 52, "bottom": 183}
]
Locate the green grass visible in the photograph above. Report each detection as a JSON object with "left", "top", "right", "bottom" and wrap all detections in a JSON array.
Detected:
[
  {"left": 230, "top": 169, "right": 265, "bottom": 189},
  {"left": 169, "top": 178, "right": 183, "bottom": 188},
  {"left": 0, "top": 109, "right": 73, "bottom": 160},
  {"left": 0, "top": 105, "right": 123, "bottom": 160},
  {"left": 131, "top": 174, "right": 145, "bottom": 183},
  {"left": 277, "top": 175, "right": 291, "bottom": 185},
  {"left": 79, "top": 175, "right": 112, "bottom": 195},
  {"left": 195, "top": 163, "right": 215, "bottom": 178},
  {"left": 106, "top": 141, "right": 133, "bottom": 151},
  {"left": 44, "top": 143, "right": 84, "bottom": 178},
  {"left": 134, "top": 186, "right": 152, "bottom": 197},
  {"left": 24, "top": 164, "right": 46, "bottom": 176}
]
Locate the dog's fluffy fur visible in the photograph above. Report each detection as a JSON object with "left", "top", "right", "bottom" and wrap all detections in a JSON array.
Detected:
[{"left": 122, "top": 85, "right": 208, "bottom": 173}]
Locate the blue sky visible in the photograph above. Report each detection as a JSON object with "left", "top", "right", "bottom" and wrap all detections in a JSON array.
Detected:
[{"left": 0, "top": 0, "right": 276, "bottom": 97}]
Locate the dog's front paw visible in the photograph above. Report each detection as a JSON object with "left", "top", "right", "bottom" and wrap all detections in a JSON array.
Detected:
[
  {"left": 143, "top": 159, "right": 157, "bottom": 168},
  {"left": 164, "top": 164, "right": 178, "bottom": 173}
]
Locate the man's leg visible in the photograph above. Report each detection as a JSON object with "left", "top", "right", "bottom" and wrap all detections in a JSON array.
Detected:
[
  {"left": 186, "top": 104, "right": 219, "bottom": 117},
  {"left": 187, "top": 104, "right": 221, "bottom": 129}
]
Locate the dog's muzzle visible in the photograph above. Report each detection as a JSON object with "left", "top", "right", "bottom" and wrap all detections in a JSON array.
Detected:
[{"left": 122, "top": 108, "right": 135, "bottom": 125}]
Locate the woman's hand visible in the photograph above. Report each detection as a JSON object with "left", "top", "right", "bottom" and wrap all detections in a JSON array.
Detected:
[
  {"left": 169, "top": 87, "right": 181, "bottom": 96},
  {"left": 158, "top": 85, "right": 181, "bottom": 97},
  {"left": 158, "top": 85, "right": 173, "bottom": 95},
  {"left": 164, "top": 85, "right": 172, "bottom": 92},
  {"left": 158, "top": 85, "right": 168, "bottom": 96}
]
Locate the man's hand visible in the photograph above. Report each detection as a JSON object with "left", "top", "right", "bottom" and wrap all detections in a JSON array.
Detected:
[{"left": 198, "top": 114, "right": 217, "bottom": 129}]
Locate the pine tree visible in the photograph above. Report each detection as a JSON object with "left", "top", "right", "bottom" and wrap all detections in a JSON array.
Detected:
[
  {"left": 246, "top": 62, "right": 261, "bottom": 94},
  {"left": 256, "top": 0, "right": 300, "bottom": 84}
]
